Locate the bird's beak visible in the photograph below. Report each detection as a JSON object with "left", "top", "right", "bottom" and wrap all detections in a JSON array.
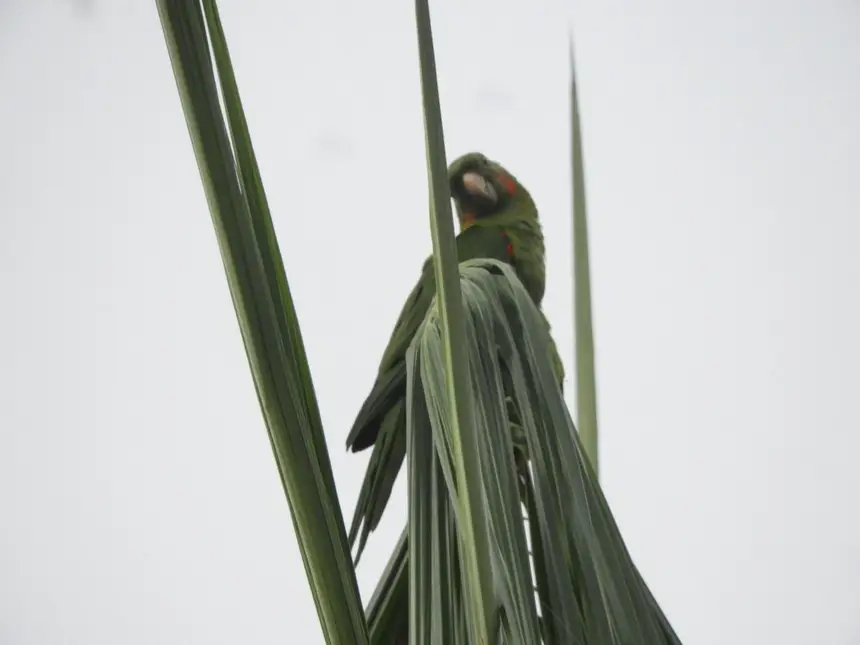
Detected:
[{"left": 461, "top": 171, "right": 498, "bottom": 203}]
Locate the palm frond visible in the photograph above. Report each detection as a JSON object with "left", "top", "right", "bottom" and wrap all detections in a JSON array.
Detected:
[
  {"left": 400, "top": 260, "right": 683, "bottom": 645},
  {"left": 413, "top": 1, "right": 494, "bottom": 643},
  {"left": 156, "top": 3, "right": 368, "bottom": 644},
  {"left": 569, "top": 34, "right": 599, "bottom": 477}
]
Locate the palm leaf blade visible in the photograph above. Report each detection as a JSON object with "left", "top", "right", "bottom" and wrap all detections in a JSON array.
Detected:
[
  {"left": 156, "top": 3, "right": 368, "bottom": 643},
  {"left": 569, "top": 35, "right": 599, "bottom": 476},
  {"left": 412, "top": 1, "right": 495, "bottom": 644},
  {"left": 406, "top": 259, "right": 683, "bottom": 645}
]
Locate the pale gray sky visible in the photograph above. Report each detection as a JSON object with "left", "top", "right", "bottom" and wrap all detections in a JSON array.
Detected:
[{"left": 2, "top": 1, "right": 859, "bottom": 644}]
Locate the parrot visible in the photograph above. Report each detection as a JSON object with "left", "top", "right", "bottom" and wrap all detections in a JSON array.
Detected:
[{"left": 345, "top": 151, "right": 564, "bottom": 562}]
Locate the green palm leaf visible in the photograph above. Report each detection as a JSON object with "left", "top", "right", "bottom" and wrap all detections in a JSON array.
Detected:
[
  {"left": 407, "top": 259, "right": 683, "bottom": 645},
  {"left": 413, "top": 1, "right": 494, "bottom": 643},
  {"left": 156, "top": 2, "right": 368, "bottom": 644},
  {"left": 570, "top": 35, "right": 599, "bottom": 477}
]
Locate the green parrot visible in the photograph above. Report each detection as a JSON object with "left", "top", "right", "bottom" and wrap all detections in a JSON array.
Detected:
[{"left": 346, "top": 151, "right": 563, "bottom": 561}]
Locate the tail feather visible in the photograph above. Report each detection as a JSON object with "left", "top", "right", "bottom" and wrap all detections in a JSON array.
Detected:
[
  {"left": 346, "top": 366, "right": 406, "bottom": 452},
  {"left": 347, "top": 363, "right": 409, "bottom": 563},
  {"left": 350, "top": 401, "right": 407, "bottom": 563}
]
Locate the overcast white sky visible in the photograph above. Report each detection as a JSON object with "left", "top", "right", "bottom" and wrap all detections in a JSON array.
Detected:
[{"left": 2, "top": 0, "right": 859, "bottom": 644}]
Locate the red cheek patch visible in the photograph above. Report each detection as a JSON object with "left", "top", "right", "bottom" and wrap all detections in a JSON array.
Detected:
[
  {"left": 498, "top": 172, "right": 517, "bottom": 196},
  {"left": 501, "top": 231, "right": 515, "bottom": 258}
]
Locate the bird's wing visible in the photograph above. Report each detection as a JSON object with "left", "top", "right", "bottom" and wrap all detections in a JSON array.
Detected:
[{"left": 346, "top": 225, "right": 512, "bottom": 561}]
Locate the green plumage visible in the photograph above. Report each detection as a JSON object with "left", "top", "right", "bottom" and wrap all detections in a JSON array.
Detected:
[{"left": 346, "top": 152, "right": 563, "bottom": 560}]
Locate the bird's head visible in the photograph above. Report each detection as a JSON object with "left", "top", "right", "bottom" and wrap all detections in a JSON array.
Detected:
[{"left": 447, "top": 152, "right": 535, "bottom": 231}]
